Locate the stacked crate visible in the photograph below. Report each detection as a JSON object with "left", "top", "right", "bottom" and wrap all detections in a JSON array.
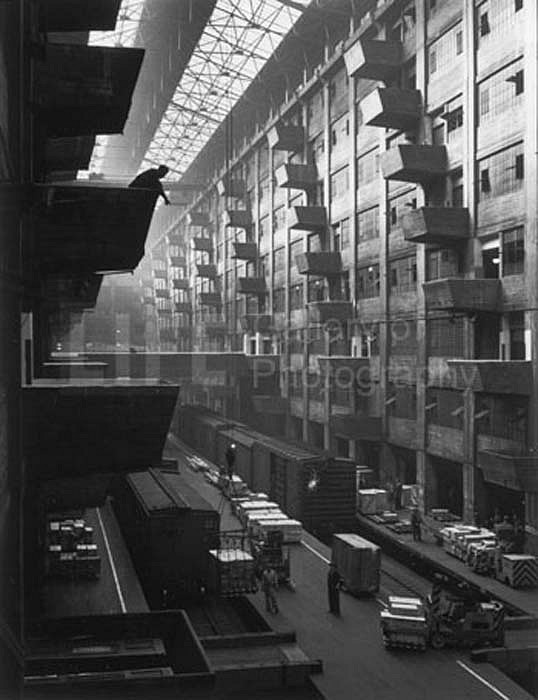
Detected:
[
  {"left": 357, "top": 489, "right": 388, "bottom": 515},
  {"left": 45, "top": 514, "right": 100, "bottom": 579},
  {"left": 208, "top": 548, "right": 257, "bottom": 596}
]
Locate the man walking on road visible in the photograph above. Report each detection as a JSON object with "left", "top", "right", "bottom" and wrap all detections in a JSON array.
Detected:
[
  {"left": 261, "top": 566, "right": 279, "bottom": 614},
  {"left": 327, "top": 562, "right": 342, "bottom": 615}
]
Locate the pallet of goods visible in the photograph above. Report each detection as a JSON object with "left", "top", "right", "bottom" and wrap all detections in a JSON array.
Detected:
[
  {"left": 256, "top": 518, "right": 303, "bottom": 544},
  {"left": 45, "top": 516, "right": 101, "bottom": 579},
  {"left": 208, "top": 548, "right": 257, "bottom": 596},
  {"left": 380, "top": 596, "right": 428, "bottom": 650},
  {"left": 358, "top": 489, "right": 388, "bottom": 515}
]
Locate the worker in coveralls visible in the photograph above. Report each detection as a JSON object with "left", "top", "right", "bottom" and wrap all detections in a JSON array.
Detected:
[
  {"left": 327, "top": 563, "right": 342, "bottom": 615},
  {"left": 129, "top": 165, "right": 171, "bottom": 205},
  {"left": 411, "top": 507, "right": 422, "bottom": 542},
  {"left": 261, "top": 566, "right": 279, "bottom": 614}
]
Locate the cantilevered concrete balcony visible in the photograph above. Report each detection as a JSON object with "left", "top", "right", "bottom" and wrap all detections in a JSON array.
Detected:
[
  {"left": 423, "top": 278, "right": 502, "bottom": 313},
  {"left": 477, "top": 451, "right": 538, "bottom": 492},
  {"left": 192, "top": 237, "right": 213, "bottom": 252},
  {"left": 199, "top": 292, "right": 222, "bottom": 307},
  {"left": 237, "top": 277, "right": 267, "bottom": 295},
  {"left": 44, "top": 136, "right": 95, "bottom": 178},
  {"left": 157, "top": 307, "right": 172, "bottom": 315},
  {"left": 403, "top": 207, "right": 469, "bottom": 245},
  {"left": 296, "top": 252, "right": 342, "bottom": 276},
  {"left": 361, "top": 87, "right": 421, "bottom": 130},
  {"left": 33, "top": 185, "right": 157, "bottom": 274},
  {"left": 267, "top": 123, "right": 304, "bottom": 152},
  {"left": 381, "top": 145, "right": 447, "bottom": 183},
  {"left": 446, "top": 360, "right": 532, "bottom": 395},
  {"left": 175, "top": 302, "right": 192, "bottom": 314},
  {"left": 155, "top": 289, "right": 170, "bottom": 299},
  {"left": 153, "top": 269, "right": 168, "bottom": 280},
  {"left": 39, "top": 0, "right": 121, "bottom": 31},
  {"left": 225, "top": 209, "right": 253, "bottom": 229},
  {"left": 168, "top": 233, "right": 182, "bottom": 245},
  {"left": 170, "top": 256, "right": 186, "bottom": 267},
  {"left": 42, "top": 273, "right": 103, "bottom": 309},
  {"left": 189, "top": 212, "right": 210, "bottom": 227},
  {"left": 289, "top": 206, "right": 328, "bottom": 231},
  {"left": 307, "top": 301, "right": 353, "bottom": 324},
  {"left": 36, "top": 44, "right": 144, "bottom": 137},
  {"left": 240, "top": 314, "right": 273, "bottom": 334},
  {"left": 217, "top": 178, "right": 246, "bottom": 199},
  {"left": 23, "top": 382, "right": 179, "bottom": 479},
  {"left": 343, "top": 38, "right": 402, "bottom": 81},
  {"left": 173, "top": 278, "right": 189, "bottom": 290},
  {"left": 232, "top": 242, "right": 258, "bottom": 260},
  {"left": 196, "top": 263, "right": 217, "bottom": 279},
  {"left": 275, "top": 164, "right": 318, "bottom": 190},
  {"left": 330, "top": 413, "right": 382, "bottom": 441}
]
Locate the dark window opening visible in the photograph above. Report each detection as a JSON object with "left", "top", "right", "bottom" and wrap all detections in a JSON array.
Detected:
[{"left": 479, "top": 12, "right": 490, "bottom": 37}]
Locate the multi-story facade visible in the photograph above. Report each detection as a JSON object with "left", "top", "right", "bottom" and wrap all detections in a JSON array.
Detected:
[{"left": 145, "top": 0, "right": 538, "bottom": 552}]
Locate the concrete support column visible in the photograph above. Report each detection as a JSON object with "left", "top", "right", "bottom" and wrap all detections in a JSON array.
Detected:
[
  {"left": 414, "top": 0, "right": 427, "bottom": 511},
  {"left": 462, "top": 387, "right": 476, "bottom": 523},
  {"left": 524, "top": 0, "right": 538, "bottom": 541}
]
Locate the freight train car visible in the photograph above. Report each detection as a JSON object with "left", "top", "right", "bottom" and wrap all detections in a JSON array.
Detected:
[
  {"left": 177, "top": 406, "right": 355, "bottom": 534},
  {"left": 177, "top": 405, "right": 231, "bottom": 464},
  {"left": 113, "top": 468, "right": 220, "bottom": 607}
]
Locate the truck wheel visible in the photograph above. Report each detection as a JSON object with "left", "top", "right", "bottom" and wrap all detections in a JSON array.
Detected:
[{"left": 430, "top": 631, "right": 446, "bottom": 650}]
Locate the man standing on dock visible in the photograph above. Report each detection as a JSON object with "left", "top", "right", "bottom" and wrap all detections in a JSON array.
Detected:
[
  {"left": 261, "top": 566, "right": 279, "bottom": 614},
  {"left": 327, "top": 563, "right": 342, "bottom": 615}
]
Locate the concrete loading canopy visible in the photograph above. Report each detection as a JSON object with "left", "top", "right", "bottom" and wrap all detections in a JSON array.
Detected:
[{"left": 23, "top": 382, "right": 179, "bottom": 479}]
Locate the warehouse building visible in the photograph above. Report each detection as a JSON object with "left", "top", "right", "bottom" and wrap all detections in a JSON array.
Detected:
[{"left": 132, "top": 0, "right": 538, "bottom": 551}]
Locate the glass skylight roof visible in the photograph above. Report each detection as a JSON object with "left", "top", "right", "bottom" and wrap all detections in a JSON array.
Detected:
[{"left": 86, "top": 0, "right": 309, "bottom": 180}]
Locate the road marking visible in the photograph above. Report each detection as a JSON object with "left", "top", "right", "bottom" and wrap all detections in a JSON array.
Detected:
[
  {"left": 301, "top": 539, "right": 330, "bottom": 564},
  {"left": 97, "top": 507, "right": 126, "bottom": 613},
  {"left": 456, "top": 660, "right": 511, "bottom": 700}
]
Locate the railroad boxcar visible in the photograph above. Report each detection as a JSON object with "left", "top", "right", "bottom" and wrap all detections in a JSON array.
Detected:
[{"left": 113, "top": 468, "right": 220, "bottom": 606}]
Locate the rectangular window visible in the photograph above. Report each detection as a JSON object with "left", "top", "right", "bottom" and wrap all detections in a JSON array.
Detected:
[
  {"left": 330, "top": 166, "right": 349, "bottom": 201},
  {"left": 480, "top": 11, "right": 490, "bottom": 36},
  {"left": 356, "top": 264, "right": 380, "bottom": 299},
  {"left": 456, "top": 30, "right": 463, "bottom": 54},
  {"left": 389, "top": 256, "right": 417, "bottom": 294},
  {"left": 357, "top": 148, "right": 379, "bottom": 184},
  {"left": 289, "top": 283, "right": 303, "bottom": 310},
  {"left": 478, "top": 60, "right": 524, "bottom": 122},
  {"left": 509, "top": 310, "right": 525, "bottom": 359},
  {"left": 427, "top": 319, "right": 464, "bottom": 358},
  {"left": 356, "top": 207, "right": 380, "bottom": 242},
  {"left": 478, "top": 143, "right": 524, "bottom": 200},
  {"left": 273, "top": 247, "right": 285, "bottom": 272},
  {"left": 502, "top": 226, "right": 524, "bottom": 276},
  {"left": 427, "top": 23, "right": 463, "bottom": 78},
  {"left": 289, "top": 239, "right": 303, "bottom": 272},
  {"left": 515, "top": 0, "right": 523, "bottom": 10},
  {"left": 272, "top": 287, "right": 285, "bottom": 313}
]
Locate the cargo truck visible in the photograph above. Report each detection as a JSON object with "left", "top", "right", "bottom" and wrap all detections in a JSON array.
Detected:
[{"left": 331, "top": 533, "right": 380, "bottom": 595}]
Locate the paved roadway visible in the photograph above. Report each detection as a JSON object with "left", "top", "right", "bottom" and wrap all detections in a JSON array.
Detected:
[{"left": 165, "top": 435, "right": 534, "bottom": 700}]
